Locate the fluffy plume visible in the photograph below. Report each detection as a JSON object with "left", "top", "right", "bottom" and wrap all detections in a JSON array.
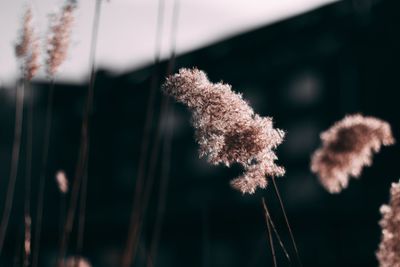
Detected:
[
  {"left": 163, "top": 68, "right": 285, "bottom": 194},
  {"left": 24, "top": 215, "right": 31, "bottom": 264},
  {"left": 311, "top": 114, "right": 394, "bottom": 193},
  {"left": 376, "top": 181, "right": 400, "bottom": 267},
  {"left": 63, "top": 256, "right": 91, "bottom": 267},
  {"left": 46, "top": 1, "right": 76, "bottom": 76},
  {"left": 56, "top": 170, "right": 69, "bottom": 194},
  {"left": 15, "top": 7, "right": 40, "bottom": 80}
]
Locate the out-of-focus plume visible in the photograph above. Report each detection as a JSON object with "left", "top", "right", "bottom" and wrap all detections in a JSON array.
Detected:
[
  {"left": 15, "top": 7, "right": 40, "bottom": 80},
  {"left": 46, "top": 1, "right": 77, "bottom": 77},
  {"left": 376, "top": 180, "right": 400, "bottom": 267},
  {"left": 56, "top": 170, "right": 69, "bottom": 194},
  {"left": 163, "top": 68, "right": 285, "bottom": 194},
  {"left": 63, "top": 256, "right": 92, "bottom": 267},
  {"left": 311, "top": 114, "right": 394, "bottom": 193},
  {"left": 24, "top": 215, "right": 31, "bottom": 265}
]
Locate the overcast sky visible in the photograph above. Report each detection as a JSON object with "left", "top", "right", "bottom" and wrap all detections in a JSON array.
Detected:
[{"left": 0, "top": 0, "right": 337, "bottom": 86}]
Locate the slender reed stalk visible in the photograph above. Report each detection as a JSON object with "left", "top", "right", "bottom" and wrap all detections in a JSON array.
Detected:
[
  {"left": 271, "top": 177, "right": 302, "bottom": 267},
  {"left": 14, "top": 226, "right": 23, "bottom": 267},
  {"left": 75, "top": 0, "right": 103, "bottom": 257},
  {"left": 31, "top": 79, "right": 55, "bottom": 267},
  {"left": 124, "top": 96, "right": 168, "bottom": 267},
  {"left": 76, "top": 170, "right": 88, "bottom": 255},
  {"left": 147, "top": 2, "right": 180, "bottom": 265},
  {"left": 262, "top": 198, "right": 277, "bottom": 267},
  {"left": 0, "top": 79, "right": 25, "bottom": 255},
  {"left": 1, "top": 5, "right": 39, "bottom": 257},
  {"left": 58, "top": 0, "right": 102, "bottom": 265},
  {"left": 124, "top": 0, "right": 181, "bottom": 262},
  {"left": 146, "top": 106, "right": 173, "bottom": 267},
  {"left": 60, "top": 191, "right": 66, "bottom": 243},
  {"left": 23, "top": 80, "right": 34, "bottom": 267},
  {"left": 122, "top": 0, "right": 166, "bottom": 265},
  {"left": 261, "top": 197, "right": 291, "bottom": 262}
]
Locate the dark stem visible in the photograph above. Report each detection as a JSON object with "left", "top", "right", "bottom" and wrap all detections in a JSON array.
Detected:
[
  {"left": 262, "top": 198, "right": 277, "bottom": 267},
  {"left": 271, "top": 177, "right": 302, "bottom": 267},
  {"left": 24, "top": 81, "right": 34, "bottom": 267},
  {"left": 76, "top": 170, "right": 88, "bottom": 255},
  {"left": 31, "top": 79, "right": 55, "bottom": 267},
  {"left": 121, "top": 0, "right": 166, "bottom": 265},
  {"left": 146, "top": 104, "right": 174, "bottom": 267},
  {"left": 0, "top": 78, "right": 25, "bottom": 255},
  {"left": 14, "top": 226, "right": 23, "bottom": 267},
  {"left": 145, "top": 1, "right": 180, "bottom": 266},
  {"left": 60, "top": 195, "right": 66, "bottom": 245},
  {"left": 262, "top": 196, "right": 291, "bottom": 263},
  {"left": 58, "top": 0, "right": 102, "bottom": 265},
  {"left": 125, "top": 95, "right": 169, "bottom": 267}
]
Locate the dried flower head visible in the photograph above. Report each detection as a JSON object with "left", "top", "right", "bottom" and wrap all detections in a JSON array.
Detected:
[
  {"left": 24, "top": 215, "right": 31, "bottom": 263},
  {"left": 56, "top": 170, "right": 69, "bottom": 194},
  {"left": 376, "top": 181, "right": 400, "bottom": 267},
  {"left": 15, "top": 7, "right": 40, "bottom": 80},
  {"left": 311, "top": 114, "right": 395, "bottom": 193},
  {"left": 163, "top": 68, "right": 285, "bottom": 194},
  {"left": 46, "top": 1, "right": 76, "bottom": 76},
  {"left": 63, "top": 256, "right": 91, "bottom": 267}
]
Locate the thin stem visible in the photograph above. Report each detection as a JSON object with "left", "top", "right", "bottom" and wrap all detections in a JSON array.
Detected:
[
  {"left": 32, "top": 79, "right": 55, "bottom": 267},
  {"left": 147, "top": 105, "right": 173, "bottom": 267},
  {"left": 122, "top": 0, "right": 166, "bottom": 265},
  {"left": 14, "top": 226, "right": 23, "bottom": 267},
  {"left": 262, "top": 197, "right": 291, "bottom": 263},
  {"left": 0, "top": 79, "right": 25, "bottom": 255},
  {"left": 143, "top": 1, "right": 181, "bottom": 266},
  {"left": 24, "top": 81, "right": 34, "bottom": 267},
  {"left": 60, "top": 195, "right": 66, "bottom": 245},
  {"left": 58, "top": 0, "right": 102, "bottom": 264},
  {"left": 262, "top": 198, "right": 277, "bottom": 267},
  {"left": 75, "top": 0, "right": 103, "bottom": 257},
  {"left": 125, "top": 95, "right": 168, "bottom": 267},
  {"left": 271, "top": 177, "right": 302, "bottom": 267},
  {"left": 147, "top": 0, "right": 180, "bottom": 258},
  {"left": 76, "top": 170, "right": 88, "bottom": 255}
]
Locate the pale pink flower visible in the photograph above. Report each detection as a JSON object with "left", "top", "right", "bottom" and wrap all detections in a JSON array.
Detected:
[
  {"left": 376, "top": 181, "right": 400, "bottom": 267},
  {"left": 311, "top": 114, "right": 394, "bottom": 193},
  {"left": 163, "top": 68, "right": 285, "bottom": 194},
  {"left": 56, "top": 170, "right": 69, "bottom": 194},
  {"left": 46, "top": 1, "right": 76, "bottom": 76},
  {"left": 15, "top": 7, "right": 40, "bottom": 80}
]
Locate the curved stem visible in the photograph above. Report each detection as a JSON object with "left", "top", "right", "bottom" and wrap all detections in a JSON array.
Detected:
[
  {"left": 24, "top": 80, "right": 34, "bottom": 267},
  {"left": 121, "top": 0, "right": 166, "bottom": 265},
  {"left": 262, "top": 197, "right": 291, "bottom": 263},
  {"left": 262, "top": 198, "right": 277, "bottom": 267},
  {"left": 271, "top": 177, "right": 302, "bottom": 267},
  {"left": 31, "top": 79, "right": 55, "bottom": 267},
  {"left": 58, "top": 1, "right": 102, "bottom": 265},
  {"left": 0, "top": 79, "right": 25, "bottom": 255}
]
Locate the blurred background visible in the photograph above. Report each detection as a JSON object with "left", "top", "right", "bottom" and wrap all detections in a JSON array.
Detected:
[{"left": 0, "top": 0, "right": 400, "bottom": 266}]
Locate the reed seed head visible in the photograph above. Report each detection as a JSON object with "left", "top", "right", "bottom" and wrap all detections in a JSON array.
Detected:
[
  {"left": 376, "top": 181, "right": 400, "bottom": 267},
  {"left": 15, "top": 7, "right": 40, "bottom": 80},
  {"left": 56, "top": 170, "right": 69, "bottom": 194},
  {"left": 311, "top": 114, "right": 395, "bottom": 193},
  {"left": 63, "top": 256, "right": 92, "bottom": 267},
  {"left": 46, "top": 1, "right": 76, "bottom": 77},
  {"left": 163, "top": 68, "right": 285, "bottom": 194},
  {"left": 24, "top": 215, "right": 31, "bottom": 261}
]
